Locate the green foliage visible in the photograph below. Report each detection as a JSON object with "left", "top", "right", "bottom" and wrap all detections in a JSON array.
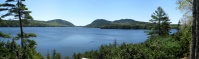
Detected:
[
  {"left": 86, "top": 19, "right": 177, "bottom": 29},
  {"left": 47, "top": 52, "right": 51, "bottom": 59},
  {"left": 73, "top": 53, "right": 82, "bottom": 59},
  {"left": 176, "top": 0, "right": 192, "bottom": 13},
  {"left": 64, "top": 56, "right": 69, "bottom": 59},
  {"left": 0, "top": 0, "right": 33, "bottom": 21},
  {"left": 45, "top": 49, "right": 64, "bottom": 59},
  {"left": 0, "top": 18, "right": 2, "bottom": 21},
  {"left": 86, "top": 19, "right": 112, "bottom": 28},
  {"left": 149, "top": 7, "right": 171, "bottom": 36},
  {"left": 177, "top": 20, "right": 181, "bottom": 31},
  {"left": 73, "top": 31, "right": 190, "bottom": 59},
  {"left": 0, "top": 1, "right": 191, "bottom": 59},
  {"left": 52, "top": 49, "right": 56, "bottom": 59},
  {"left": 100, "top": 24, "right": 150, "bottom": 29},
  {"left": 0, "top": 32, "right": 11, "bottom": 38},
  {"left": 0, "top": 32, "right": 44, "bottom": 59},
  {"left": 47, "top": 19, "right": 75, "bottom": 27},
  {"left": 86, "top": 19, "right": 152, "bottom": 29},
  {"left": 0, "top": 19, "right": 75, "bottom": 27},
  {"left": 73, "top": 21, "right": 191, "bottom": 59}
]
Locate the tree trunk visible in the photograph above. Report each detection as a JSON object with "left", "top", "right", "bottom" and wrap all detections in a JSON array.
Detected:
[
  {"left": 17, "top": 0, "right": 25, "bottom": 59},
  {"left": 190, "top": 0, "right": 196, "bottom": 59},
  {"left": 191, "top": 25, "right": 196, "bottom": 59},
  {"left": 195, "top": 0, "right": 199, "bottom": 58},
  {"left": 158, "top": 18, "right": 160, "bottom": 36},
  {"left": 18, "top": 0, "right": 24, "bottom": 48}
]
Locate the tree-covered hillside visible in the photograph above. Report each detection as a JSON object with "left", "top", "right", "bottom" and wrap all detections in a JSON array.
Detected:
[
  {"left": 86, "top": 19, "right": 177, "bottom": 29},
  {"left": 0, "top": 19, "right": 75, "bottom": 27},
  {"left": 112, "top": 19, "right": 148, "bottom": 25},
  {"left": 86, "top": 19, "right": 152, "bottom": 29},
  {"left": 85, "top": 19, "right": 112, "bottom": 28},
  {"left": 46, "top": 19, "right": 75, "bottom": 27}
]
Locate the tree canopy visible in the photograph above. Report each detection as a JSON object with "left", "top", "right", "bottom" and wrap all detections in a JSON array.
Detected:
[{"left": 149, "top": 7, "right": 171, "bottom": 36}]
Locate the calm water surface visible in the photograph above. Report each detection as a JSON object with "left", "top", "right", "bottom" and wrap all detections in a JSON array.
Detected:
[{"left": 0, "top": 27, "right": 175, "bottom": 57}]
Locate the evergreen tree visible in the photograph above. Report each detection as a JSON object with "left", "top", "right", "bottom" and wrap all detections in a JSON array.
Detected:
[
  {"left": 149, "top": 7, "right": 171, "bottom": 36},
  {"left": 52, "top": 49, "right": 56, "bottom": 59},
  {"left": 56, "top": 53, "right": 61, "bottom": 59},
  {"left": 0, "top": 0, "right": 33, "bottom": 59},
  {"left": 64, "top": 56, "right": 69, "bottom": 59},
  {"left": 47, "top": 52, "right": 51, "bottom": 59},
  {"left": 73, "top": 53, "right": 77, "bottom": 59},
  {"left": 113, "top": 39, "right": 117, "bottom": 47},
  {"left": 177, "top": 20, "right": 181, "bottom": 31}
]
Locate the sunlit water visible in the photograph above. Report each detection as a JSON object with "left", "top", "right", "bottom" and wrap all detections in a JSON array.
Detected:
[{"left": 0, "top": 27, "right": 176, "bottom": 57}]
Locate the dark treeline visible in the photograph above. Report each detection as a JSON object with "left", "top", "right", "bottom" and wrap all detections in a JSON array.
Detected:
[
  {"left": 86, "top": 19, "right": 178, "bottom": 29},
  {"left": 86, "top": 19, "right": 152, "bottom": 29},
  {"left": 0, "top": 19, "right": 75, "bottom": 27},
  {"left": 100, "top": 24, "right": 177, "bottom": 29},
  {"left": 100, "top": 24, "right": 178, "bottom": 29},
  {"left": 100, "top": 24, "right": 151, "bottom": 29}
]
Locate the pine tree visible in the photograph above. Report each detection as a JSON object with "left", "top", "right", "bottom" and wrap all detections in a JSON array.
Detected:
[
  {"left": 47, "top": 52, "right": 51, "bottom": 59},
  {"left": 177, "top": 20, "right": 181, "bottom": 31},
  {"left": 56, "top": 53, "right": 61, "bottom": 59},
  {"left": 73, "top": 53, "right": 77, "bottom": 59},
  {"left": 64, "top": 56, "right": 69, "bottom": 59},
  {"left": 0, "top": 0, "right": 33, "bottom": 59},
  {"left": 149, "top": 7, "right": 171, "bottom": 36},
  {"left": 0, "top": 0, "right": 33, "bottom": 45},
  {"left": 113, "top": 39, "right": 117, "bottom": 47},
  {"left": 52, "top": 49, "right": 56, "bottom": 59}
]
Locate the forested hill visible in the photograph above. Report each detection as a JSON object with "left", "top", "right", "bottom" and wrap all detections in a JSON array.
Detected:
[
  {"left": 85, "top": 19, "right": 112, "bottom": 28},
  {"left": 86, "top": 19, "right": 152, "bottom": 29},
  {"left": 0, "top": 19, "right": 75, "bottom": 27},
  {"left": 112, "top": 19, "right": 148, "bottom": 24},
  {"left": 46, "top": 19, "right": 75, "bottom": 27}
]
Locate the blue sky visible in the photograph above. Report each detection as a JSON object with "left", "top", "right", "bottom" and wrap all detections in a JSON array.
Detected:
[{"left": 1, "top": 0, "right": 182, "bottom": 26}]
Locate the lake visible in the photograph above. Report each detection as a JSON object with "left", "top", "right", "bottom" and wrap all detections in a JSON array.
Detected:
[{"left": 0, "top": 27, "right": 176, "bottom": 57}]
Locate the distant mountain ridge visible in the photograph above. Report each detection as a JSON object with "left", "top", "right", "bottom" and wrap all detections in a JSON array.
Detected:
[
  {"left": 0, "top": 19, "right": 75, "bottom": 27},
  {"left": 0, "top": 19, "right": 177, "bottom": 29},
  {"left": 46, "top": 19, "right": 75, "bottom": 26},
  {"left": 112, "top": 19, "right": 148, "bottom": 24},
  {"left": 86, "top": 19, "right": 150, "bottom": 28},
  {"left": 86, "top": 19, "right": 112, "bottom": 28}
]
